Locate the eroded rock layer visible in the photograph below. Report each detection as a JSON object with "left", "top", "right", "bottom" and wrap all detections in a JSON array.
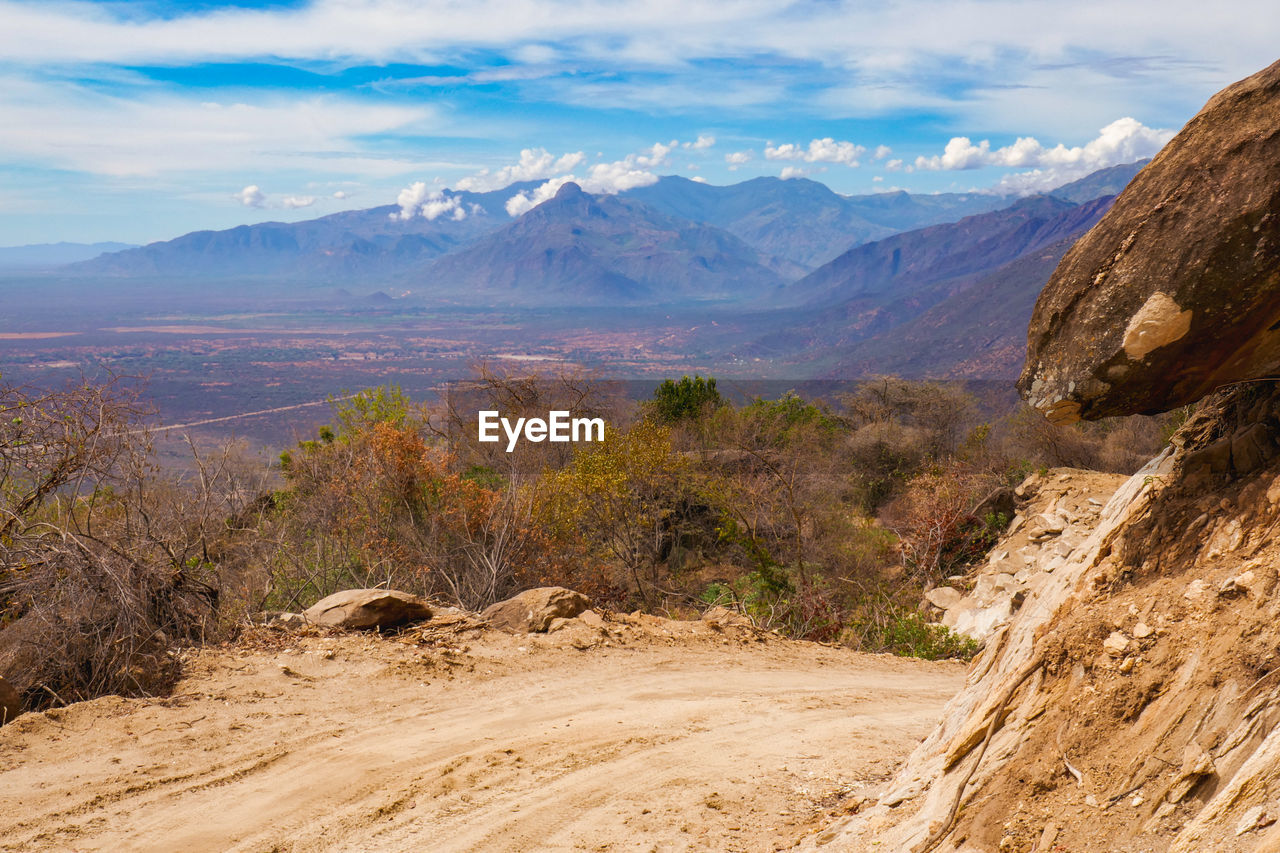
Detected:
[
  {"left": 808, "top": 383, "right": 1280, "bottom": 852},
  {"left": 1018, "top": 59, "right": 1280, "bottom": 423}
]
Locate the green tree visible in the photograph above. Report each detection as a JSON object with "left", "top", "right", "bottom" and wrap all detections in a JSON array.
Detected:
[{"left": 650, "top": 375, "right": 723, "bottom": 424}]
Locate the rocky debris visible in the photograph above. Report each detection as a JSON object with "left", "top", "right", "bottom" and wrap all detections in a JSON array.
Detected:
[
  {"left": 0, "top": 675, "right": 21, "bottom": 725},
  {"left": 253, "top": 611, "right": 309, "bottom": 630},
  {"left": 481, "top": 587, "right": 591, "bottom": 633},
  {"left": 1018, "top": 59, "right": 1280, "bottom": 422},
  {"left": 924, "top": 587, "right": 963, "bottom": 611},
  {"left": 302, "top": 589, "right": 432, "bottom": 630},
  {"left": 1102, "top": 631, "right": 1131, "bottom": 657},
  {"left": 701, "top": 606, "right": 754, "bottom": 630},
  {"left": 1165, "top": 742, "right": 1217, "bottom": 804},
  {"left": 931, "top": 468, "right": 1127, "bottom": 644},
  {"left": 1236, "top": 806, "right": 1277, "bottom": 836}
]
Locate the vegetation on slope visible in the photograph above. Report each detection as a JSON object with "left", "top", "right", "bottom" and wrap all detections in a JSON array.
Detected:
[{"left": 0, "top": 368, "right": 1184, "bottom": 713}]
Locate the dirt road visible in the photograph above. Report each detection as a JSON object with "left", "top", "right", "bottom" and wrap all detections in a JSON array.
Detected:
[{"left": 0, "top": 613, "right": 963, "bottom": 852}]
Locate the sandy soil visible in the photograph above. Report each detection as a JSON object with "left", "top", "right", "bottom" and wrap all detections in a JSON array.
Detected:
[{"left": 0, "top": 612, "right": 963, "bottom": 852}]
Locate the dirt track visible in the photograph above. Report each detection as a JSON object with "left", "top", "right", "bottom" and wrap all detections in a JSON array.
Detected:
[{"left": 0, "top": 613, "right": 963, "bottom": 852}]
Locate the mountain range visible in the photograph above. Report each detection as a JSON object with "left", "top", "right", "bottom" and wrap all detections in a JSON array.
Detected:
[{"left": 43, "top": 160, "right": 1149, "bottom": 378}]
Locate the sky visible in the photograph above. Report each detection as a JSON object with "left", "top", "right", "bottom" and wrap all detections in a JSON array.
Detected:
[{"left": 1, "top": 0, "right": 1277, "bottom": 245}]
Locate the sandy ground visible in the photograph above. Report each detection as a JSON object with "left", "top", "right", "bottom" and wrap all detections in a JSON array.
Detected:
[{"left": 0, "top": 612, "right": 963, "bottom": 852}]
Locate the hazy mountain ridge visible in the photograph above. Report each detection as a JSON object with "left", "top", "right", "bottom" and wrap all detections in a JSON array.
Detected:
[
  {"left": 416, "top": 182, "right": 805, "bottom": 305},
  {"left": 624, "top": 176, "right": 1010, "bottom": 268},
  {"left": 0, "top": 242, "right": 138, "bottom": 268},
  {"left": 45, "top": 162, "right": 1148, "bottom": 377},
  {"left": 746, "top": 194, "right": 1118, "bottom": 376},
  {"left": 63, "top": 169, "right": 1132, "bottom": 293}
]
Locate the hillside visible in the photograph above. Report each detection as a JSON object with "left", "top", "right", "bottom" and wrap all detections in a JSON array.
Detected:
[{"left": 745, "top": 194, "right": 1115, "bottom": 376}]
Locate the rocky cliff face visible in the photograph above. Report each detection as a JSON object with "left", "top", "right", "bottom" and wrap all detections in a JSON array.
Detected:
[
  {"left": 810, "top": 385, "right": 1280, "bottom": 852},
  {"left": 808, "top": 59, "right": 1280, "bottom": 852},
  {"left": 1019, "top": 59, "right": 1280, "bottom": 424}
]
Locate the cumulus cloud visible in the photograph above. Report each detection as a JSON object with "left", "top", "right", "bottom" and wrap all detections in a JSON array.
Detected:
[
  {"left": 725, "top": 150, "right": 753, "bottom": 169},
  {"left": 914, "top": 118, "right": 1173, "bottom": 172},
  {"left": 633, "top": 140, "right": 676, "bottom": 168},
  {"left": 503, "top": 156, "right": 661, "bottom": 216},
  {"left": 504, "top": 177, "right": 570, "bottom": 216},
  {"left": 282, "top": 195, "right": 316, "bottom": 209},
  {"left": 683, "top": 134, "right": 716, "bottom": 150},
  {"left": 454, "top": 148, "right": 586, "bottom": 193},
  {"left": 235, "top": 185, "right": 265, "bottom": 207},
  {"left": 500, "top": 139, "right": 694, "bottom": 216},
  {"left": 332, "top": 190, "right": 348, "bottom": 199},
  {"left": 779, "top": 166, "right": 807, "bottom": 179},
  {"left": 765, "top": 138, "right": 866, "bottom": 166},
  {"left": 394, "top": 181, "right": 467, "bottom": 221},
  {"left": 690, "top": 175, "right": 708, "bottom": 183},
  {"left": 873, "top": 145, "right": 892, "bottom": 159}
]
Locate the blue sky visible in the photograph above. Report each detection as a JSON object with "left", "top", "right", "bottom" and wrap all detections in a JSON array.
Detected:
[{"left": 1, "top": 0, "right": 1276, "bottom": 245}]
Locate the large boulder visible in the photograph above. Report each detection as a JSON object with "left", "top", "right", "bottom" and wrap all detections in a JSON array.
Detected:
[
  {"left": 1018, "top": 59, "right": 1280, "bottom": 422},
  {"left": 481, "top": 587, "right": 591, "bottom": 633},
  {"left": 0, "top": 675, "right": 21, "bottom": 725},
  {"left": 302, "top": 589, "right": 431, "bottom": 630}
]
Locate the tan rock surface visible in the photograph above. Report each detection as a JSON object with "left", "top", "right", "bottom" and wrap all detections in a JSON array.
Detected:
[
  {"left": 1018, "top": 59, "right": 1280, "bottom": 422},
  {"left": 481, "top": 586, "right": 591, "bottom": 633},
  {"left": 302, "top": 589, "right": 432, "bottom": 630}
]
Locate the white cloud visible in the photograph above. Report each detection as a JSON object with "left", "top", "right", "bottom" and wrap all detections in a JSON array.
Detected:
[
  {"left": 332, "top": 190, "right": 349, "bottom": 199},
  {"left": 503, "top": 158, "right": 661, "bottom": 216},
  {"left": 235, "top": 185, "right": 265, "bottom": 207},
  {"left": 454, "top": 148, "right": 586, "bottom": 193},
  {"left": 683, "top": 134, "right": 716, "bottom": 150},
  {"left": 779, "top": 166, "right": 807, "bottom": 180},
  {"left": 873, "top": 145, "right": 892, "bottom": 159},
  {"left": 633, "top": 140, "right": 676, "bottom": 168},
  {"left": 394, "top": 182, "right": 467, "bottom": 221},
  {"left": 725, "top": 150, "right": 753, "bottom": 170},
  {"left": 504, "top": 178, "right": 570, "bottom": 216},
  {"left": 0, "top": 77, "right": 439, "bottom": 178},
  {"left": 765, "top": 138, "right": 866, "bottom": 166},
  {"left": 499, "top": 139, "right": 689, "bottom": 216},
  {"left": 5, "top": 0, "right": 1275, "bottom": 93},
  {"left": 690, "top": 175, "right": 708, "bottom": 183},
  {"left": 282, "top": 195, "right": 316, "bottom": 209},
  {"left": 914, "top": 118, "right": 1173, "bottom": 173}
]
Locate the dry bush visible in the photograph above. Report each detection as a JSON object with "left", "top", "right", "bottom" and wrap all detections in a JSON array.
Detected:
[
  {"left": 1, "top": 376, "right": 260, "bottom": 709},
  {"left": 271, "top": 388, "right": 577, "bottom": 611},
  {"left": 882, "top": 460, "right": 1000, "bottom": 584},
  {"left": 429, "top": 363, "right": 629, "bottom": 483},
  {"left": 998, "top": 403, "right": 1179, "bottom": 475}
]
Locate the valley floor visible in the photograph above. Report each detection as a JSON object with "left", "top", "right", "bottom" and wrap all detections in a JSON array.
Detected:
[{"left": 0, "top": 613, "right": 962, "bottom": 852}]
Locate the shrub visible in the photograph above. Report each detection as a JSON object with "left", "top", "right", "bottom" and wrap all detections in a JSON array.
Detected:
[
  {"left": 1, "top": 375, "right": 260, "bottom": 709},
  {"left": 269, "top": 389, "right": 574, "bottom": 611},
  {"left": 651, "top": 375, "right": 723, "bottom": 424},
  {"left": 846, "top": 604, "right": 980, "bottom": 660}
]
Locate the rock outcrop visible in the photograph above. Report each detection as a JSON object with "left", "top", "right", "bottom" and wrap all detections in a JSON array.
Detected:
[
  {"left": 302, "top": 589, "right": 432, "bottom": 630},
  {"left": 481, "top": 587, "right": 592, "bottom": 633},
  {"left": 929, "top": 469, "right": 1126, "bottom": 643},
  {"left": 1018, "top": 59, "right": 1280, "bottom": 423},
  {"left": 810, "top": 60, "right": 1280, "bottom": 852},
  {"left": 0, "top": 675, "right": 21, "bottom": 725}
]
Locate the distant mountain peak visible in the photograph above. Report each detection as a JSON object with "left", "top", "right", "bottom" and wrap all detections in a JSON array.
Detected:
[{"left": 554, "top": 181, "right": 585, "bottom": 200}]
